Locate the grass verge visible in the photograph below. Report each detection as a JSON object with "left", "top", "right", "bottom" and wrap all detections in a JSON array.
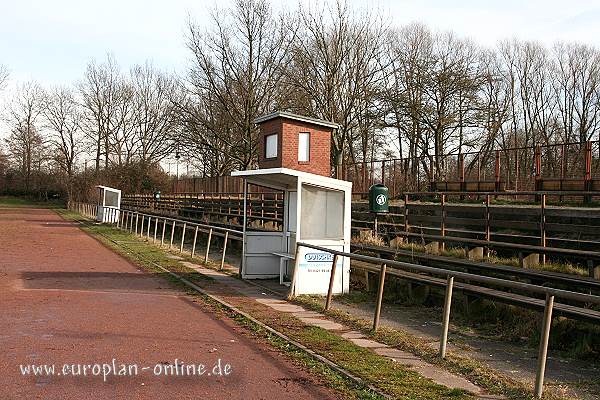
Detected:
[{"left": 0, "top": 195, "right": 63, "bottom": 208}]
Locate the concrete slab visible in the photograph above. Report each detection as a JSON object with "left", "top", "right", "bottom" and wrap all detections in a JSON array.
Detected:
[
  {"left": 373, "top": 348, "right": 422, "bottom": 366},
  {"left": 269, "top": 304, "right": 307, "bottom": 313},
  {"left": 341, "top": 331, "right": 365, "bottom": 339},
  {"left": 519, "top": 252, "right": 540, "bottom": 268},
  {"left": 299, "top": 317, "right": 345, "bottom": 331},
  {"left": 347, "top": 338, "right": 388, "bottom": 349},
  {"left": 467, "top": 246, "right": 484, "bottom": 260},
  {"left": 255, "top": 298, "right": 287, "bottom": 306},
  {"left": 295, "top": 311, "right": 323, "bottom": 318},
  {"left": 413, "top": 365, "right": 483, "bottom": 394}
]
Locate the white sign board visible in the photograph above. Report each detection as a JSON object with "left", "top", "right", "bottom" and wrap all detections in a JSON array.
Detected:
[{"left": 294, "top": 245, "right": 348, "bottom": 295}]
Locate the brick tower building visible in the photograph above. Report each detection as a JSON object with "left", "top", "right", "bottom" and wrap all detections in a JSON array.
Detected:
[{"left": 254, "top": 111, "right": 338, "bottom": 177}]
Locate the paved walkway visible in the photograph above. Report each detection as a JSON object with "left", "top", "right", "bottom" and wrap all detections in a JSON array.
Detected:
[
  {"left": 180, "top": 262, "right": 503, "bottom": 399},
  {"left": 0, "top": 207, "right": 338, "bottom": 399}
]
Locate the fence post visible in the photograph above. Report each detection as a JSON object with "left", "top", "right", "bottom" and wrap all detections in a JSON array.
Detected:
[
  {"left": 205, "top": 228, "right": 213, "bottom": 263},
  {"left": 494, "top": 150, "right": 501, "bottom": 193},
  {"left": 153, "top": 217, "right": 158, "bottom": 243},
  {"left": 584, "top": 141, "right": 592, "bottom": 203},
  {"left": 440, "top": 194, "right": 446, "bottom": 252},
  {"left": 191, "top": 226, "right": 199, "bottom": 258},
  {"left": 139, "top": 215, "right": 145, "bottom": 238},
  {"left": 147, "top": 216, "right": 151, "bottom": 239},
  {"left": 161, "top": 218, "right": 166, "bottom": 247},
  {"left": 485, "top": 194, "right": 491, "bottom": 258},
  {"left": 135, "top": 213, "right": 139, "bottom": 235},
  {"left": 404, "top": 194, "right": 410, "bottom": 234},
  {"left": 540, "top": 194, "right": 546, "bottom": 265},
  {"left": 535, "top": 145, "right": 542, "bottom": 199},
  {"left": 170, "top": 220, "right": 175, "bottom": 249},
  {"left": 439, "top": 275, "right": 454, "bottom": 358},
  {"left": 458, "top": 154, "right": 465, "bottom": 193},
  {"left": 324, "top": 254, "right": 339, "bottom": 311},
  {"left": 220, "top": 231, "right": 229, "bottom": 270},
  {"left": 287, "top": 244, "right": 302, "bottom": 300},
  {"left": 373, "top": 263, "right": 387, "bottom": 331},
  {"left": 534, "top": 293, "right": 555, "bottom": 399},
  {"left": 180, "top": 223, "right": 186, "bottom": 253}
]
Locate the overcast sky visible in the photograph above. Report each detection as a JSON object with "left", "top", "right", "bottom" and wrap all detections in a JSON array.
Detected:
[{"left": 0, "top": 0, "right": 599, "bottom": 88}]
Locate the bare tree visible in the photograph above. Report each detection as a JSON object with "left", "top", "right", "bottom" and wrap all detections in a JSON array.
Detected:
[
  {"left": 181, "top": 0, "right": 295, "bottom": 173},
  {"left": 43, "top": 86, "right": 82, "bottom": 198},
  {"left": 5, "top": 82, "right": 46, "bottom": 192},
  {"left": 553, "top": 42, "right": 600, "bottom": 143},
  {"left": 284, "top": 0, "right": 389, "bottom": 177},
  {"left": 130, "top": 62, "right": 178, "bottom": 165},
  {"left": 78, "top": 55, "right": 122, "bottom": 172},
  {"left": 0, "top": 64, "right": 8, "bottom": 90},
  {"left": 383, "top": 23, "right": 433, "bottom": 183}
]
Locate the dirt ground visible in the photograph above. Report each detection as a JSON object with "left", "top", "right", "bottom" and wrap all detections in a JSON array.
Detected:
[{"left": 0, "top": 207, "right": 339, "bottom": 399}]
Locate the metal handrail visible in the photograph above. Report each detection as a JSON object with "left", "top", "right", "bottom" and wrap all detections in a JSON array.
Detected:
[
  {"left": 296, "top": 242, "right": 600, "bottom": 305},
  {"left": 123, "top": 209, "right": 243, "bottom": 236},
  {"left": 68, "top": 202, "right": 242, "bottom": 269},
  {"left": 291, "top": 241, "right": 600, "bottom": 399}
]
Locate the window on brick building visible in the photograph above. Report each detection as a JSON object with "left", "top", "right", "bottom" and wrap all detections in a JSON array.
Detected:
[
  {"left": 298, "top": 132, "right": 310, "bottom": 162},
  {"left": 265, "top": 133, "right": 278, "bottom": 159}
]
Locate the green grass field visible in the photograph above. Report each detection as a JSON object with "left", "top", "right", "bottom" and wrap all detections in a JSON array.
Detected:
[{"left": 0, "top": 196, "right": 63, "bottom": 208}]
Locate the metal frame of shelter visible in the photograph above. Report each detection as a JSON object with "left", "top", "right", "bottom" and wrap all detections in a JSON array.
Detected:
[{"left": 232, "top": 167, "right": 352, "bottom": 295}]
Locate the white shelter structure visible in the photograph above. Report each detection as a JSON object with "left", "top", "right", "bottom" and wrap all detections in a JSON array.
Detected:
[
  {"left": 96, "top": 185, "right": 121, "bottom": 223},
  {"left": 231, "top": 168, "right": 352, "bottom": 295}
]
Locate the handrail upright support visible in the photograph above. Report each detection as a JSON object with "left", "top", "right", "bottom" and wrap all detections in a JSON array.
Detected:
[
  {"left": 439, "top": 275, "right": 454, "bottom": 358},
  {"left": 373, "top": 263, "right": 387, "bottom": 331},
  {"left": 324, "top": 254, "right": 339, "bottom": 311},
  {"left": 534, "top": 294, "right": 554, "bottom": 398}
]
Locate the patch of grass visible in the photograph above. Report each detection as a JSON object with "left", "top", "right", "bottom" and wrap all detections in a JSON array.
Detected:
[{"left": 0, "top": 196, "right": 63, "bottom": 208}]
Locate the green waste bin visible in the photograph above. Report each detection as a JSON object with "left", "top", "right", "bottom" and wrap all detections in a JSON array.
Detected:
[{"left": 369, "top": 184, "right": 389, "bottom": 213}]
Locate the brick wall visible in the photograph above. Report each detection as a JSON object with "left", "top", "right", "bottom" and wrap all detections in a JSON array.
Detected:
[
  {"left": 257, "top": 118, "right": 283, "bottom": 169},
  {"left": 257, "top": 117, "right": 332, "bottom": 177}
]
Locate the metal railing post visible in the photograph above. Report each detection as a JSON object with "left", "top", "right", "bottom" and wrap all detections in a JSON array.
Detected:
[
  {"left": 139, "top": 215, "right": 145, "bottom": 238},
  {"left": 191, "top": 226, "right": 199, "bottom": 258},
  {"left": 324, "top": 254, "right": 339, "bottom": 311},
  {"left": 440, "top": 194, "right": 446, "bottom": 252},
  {"left": 180, "top": 223, "right": 187, "bottom": 253},
  {"left": 287, "top": 244, "right": 302, "bottom": 300},
  {"left": 439, "top": 275, "right": 454, "bottom": 358},
  {"left": 534, "top": 294, "right": 554, "bottom": 398},
  {"left": 373, "top": 263, "right": 387, "bottom": 331},
  {"left": 161, "top": 218, "right": 166, "bottom": 247},
  {"left": 220, "top": 231, "right": 229, "bottom": 270},
  {"left": 485, "top": 194, "right": 491, "bottom": 258},
  {"left": 404, "top": 194, "right": 409, "bottom": 233},
  {"left": 135, "top": 213, "right": 139, "bottom": 235},
  {"left": 153, "top": 217, "right": 158, "bottom": 243},
  {"left": 147, "top": 216, "right": 151, "bottom": 239},
  {"left": 540, "top": 194, "right": 546, "bottom": 265},
  {"left": 205, "top": 228, "right": 213, "bottom": 263},
  {"left": 170, "top": 220, "right": 176, "bottom": 249}
]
